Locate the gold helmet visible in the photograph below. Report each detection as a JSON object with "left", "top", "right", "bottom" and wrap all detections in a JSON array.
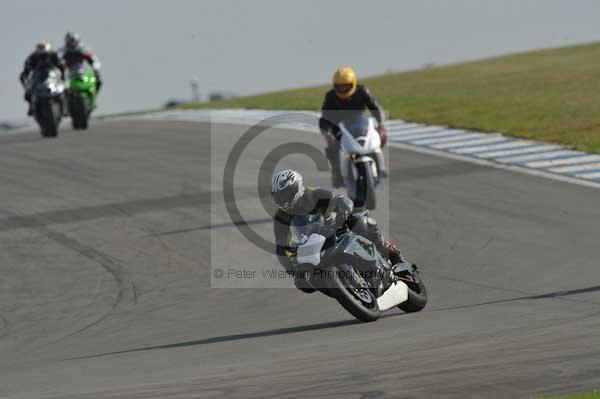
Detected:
[{"left": 332, "top": 66, "right": 357, "bottom": 99}]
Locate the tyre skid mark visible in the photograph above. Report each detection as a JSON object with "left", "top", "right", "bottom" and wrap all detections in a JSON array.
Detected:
[
  {"left": 0, "top": 313, "right": 9, "bottom": 339},
  {"left": 0, "top": 191, "right": 212, "bottom": 233},
  {"left": 39, "top": 225, "right": 135, "bottom": 338},
  {"left": 425, "top": 271, "right": 600, "bottom": 311}
]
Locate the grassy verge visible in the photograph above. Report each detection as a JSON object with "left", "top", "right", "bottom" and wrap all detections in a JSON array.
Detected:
[
  {"left": 185, "top": 43, "right": 600, "bottom": 153},
  {"left": 539, "top": 390, "right": 600, "bottom": 399}
]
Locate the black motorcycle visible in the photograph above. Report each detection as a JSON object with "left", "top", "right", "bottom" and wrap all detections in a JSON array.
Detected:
[
  {"left": 29, "top": 66, "right": 65, "bottom": 138},
  {"left": 289, "top": 212, "right": 427, "bottom": 322}
]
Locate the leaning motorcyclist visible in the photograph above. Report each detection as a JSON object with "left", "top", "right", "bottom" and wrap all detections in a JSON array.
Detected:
[
  {"left": 271, "top": 169, "right": 401, "bottom": 293},
  {"left": 319, "top": 67, "right": 387, "bottom": 187},
  {"left": 59, "top": 32, "right": 102, "bottom": 93},
  {"left": 19, "top": 42, "right": 65, "bottom": 116}
]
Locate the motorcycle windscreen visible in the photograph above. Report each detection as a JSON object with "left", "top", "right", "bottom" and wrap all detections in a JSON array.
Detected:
[
  {"left": 339, "top": 115, "right": 381, "bottom": 154},
  {"left": 339, "top": 115, "right": 370, "bottom": 139},
  {"left": 289, "top": 214, "right": 324, "bottom": 245},
  {"left": 69, "top": 64, "right": 88, "bottom": 77}
]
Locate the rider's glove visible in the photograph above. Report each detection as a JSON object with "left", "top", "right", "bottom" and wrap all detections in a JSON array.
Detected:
[
  {"left": 377, "top": 125, "right": 388, "bottom": 147},
  {"left": 330, "top": 194, "right": 353, "bottom": 226},
  {"left": 334, "top": 129, "right": 342, "bottom": 141},
  {"left": 326, "top": 129, "right": 340, "bottom": 145}
]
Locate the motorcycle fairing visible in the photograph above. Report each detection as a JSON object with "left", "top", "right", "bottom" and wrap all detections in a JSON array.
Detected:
[
  {"left": 296, "top": 233, "right": 326, "bottom": 266},
  {"left": 339, "top": 117, "right": 381, "bottom": 155}
]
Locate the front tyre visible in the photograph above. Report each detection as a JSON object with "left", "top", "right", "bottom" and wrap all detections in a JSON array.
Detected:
[
  {"left": 35, "top": 98, "right": 60, "bottom": 138},
  {"left": 354, "top": 162, "right": 376, "bottom": 210},
  {"left": 70, "top": 96, "right": 90, "bottom": 130},
  {"left": 397, "top": 270, "right": 428, "bottom": 313},
  {"left": 327, "top": 264, "right": 380, "bottom": 322}
]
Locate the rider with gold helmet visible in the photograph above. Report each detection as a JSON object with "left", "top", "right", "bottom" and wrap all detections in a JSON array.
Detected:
[{"left": 319, "top": 67, "right": 387, "bottom": 187}]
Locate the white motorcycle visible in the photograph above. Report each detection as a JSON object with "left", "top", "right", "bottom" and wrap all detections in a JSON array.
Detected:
[{"left": 337, "top": 115, "right": 385, "bottom": 209}]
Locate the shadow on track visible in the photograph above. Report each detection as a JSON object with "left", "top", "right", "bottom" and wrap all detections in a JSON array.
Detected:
[
  {"left": 68, "top": 319, "right": 361, "bottom": 360},
  {"left": 67, "top": 312, "right": 408, "bottom": 361},
  {"left": 0, "top": 192, "right": 212, "bottom": 232}
]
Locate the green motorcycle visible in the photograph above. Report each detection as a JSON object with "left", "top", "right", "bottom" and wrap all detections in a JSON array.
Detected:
[{"left": 67, "top": 64, "right": 97, "bottom": 130}]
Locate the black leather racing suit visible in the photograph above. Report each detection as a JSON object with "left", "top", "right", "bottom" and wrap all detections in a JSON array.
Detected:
[
  {"left": 319, "top": 85, "right": 385, "bottom": 133},
  {"left": 19, "top": 52, "right": 65, "bottom": 106},
  {"left": 318, "top": 85, "right": 386, "bottom": 182},
  {"left": 273, "top": 187, "right": 394, "bottom": 292}
]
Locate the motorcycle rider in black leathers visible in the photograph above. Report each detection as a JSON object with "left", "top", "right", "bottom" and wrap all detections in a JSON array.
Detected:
[
  {"left": 271, "top": 169, "right": 402, "bottom": 293},
  {"left": 19, "top": 42, "right": 65, "bottom": 116},
  {"left": 59, "top": 32, "right": 102, "bottom": 93},
  {"left": 319, "top": 67, "right": 388, "bottom": 187}
]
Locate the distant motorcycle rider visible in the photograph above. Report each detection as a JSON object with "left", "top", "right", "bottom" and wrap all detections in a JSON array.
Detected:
[
  {"left": 59, "top": 32, "right": 102, "bottom": 93},
  {"left": 319, "top": 67, "right": 387, "bottom": 187},
  {"left": 19, "top": 42, "right": 65, "bottom": 116},
  {"left": 271, "top": 169, "right": 402, "bottom": 293}
]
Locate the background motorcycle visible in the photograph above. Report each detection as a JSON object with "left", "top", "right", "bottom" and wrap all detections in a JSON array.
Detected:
[
  {"left": 289, "top": 212, "right": 427, "bottom": 322},
  {"left": 338, "top": 115, "right": 386, "bottom": 210},
  {"left": 67, "top": 63, "right": 97, "bottom": 130},
  {"left": 29, "top": 67, "right": 65, "bottom": 138}
]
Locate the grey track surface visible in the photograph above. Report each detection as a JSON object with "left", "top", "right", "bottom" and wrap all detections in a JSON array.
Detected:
[{"left": 1, "top": 120, "right": 599, "bottom": 399}]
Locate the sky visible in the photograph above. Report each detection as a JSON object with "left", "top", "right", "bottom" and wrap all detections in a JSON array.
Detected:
[{"left": 1, "top": 0, "right": 600, "bottom": 120}]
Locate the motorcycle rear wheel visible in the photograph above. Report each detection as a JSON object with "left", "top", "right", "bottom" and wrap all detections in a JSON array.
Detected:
[{"left": 397, "top": 270, "right": 428, "bottom": 313}]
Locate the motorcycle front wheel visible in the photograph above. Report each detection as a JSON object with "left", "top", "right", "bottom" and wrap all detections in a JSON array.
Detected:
[
  {"left": 327, "top": 263, "right": 380, "bottom": 322},
  {"left": 70, "top": 95, "right": 90, "bottom": 130},
  {"left": 354, "top": 162, "right": 376, "bottom": 210},
  {"left": 35, "top": 98, "right": 60, "bottom": 138}
]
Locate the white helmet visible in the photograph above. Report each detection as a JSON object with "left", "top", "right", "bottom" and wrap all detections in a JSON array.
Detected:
[{"left": 271, "top": 170, "right": 305, "bottom": 211}]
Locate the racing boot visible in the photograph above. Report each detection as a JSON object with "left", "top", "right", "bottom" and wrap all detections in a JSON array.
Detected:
[
  {"left": 383, "top": 240, "right": 403, "bottom": 266},
  {"left": 325, "top": 144, "right": 343, "bottom": 188},
  {"left": 360, "top": 216, "right": 399, "bottom": 265}
]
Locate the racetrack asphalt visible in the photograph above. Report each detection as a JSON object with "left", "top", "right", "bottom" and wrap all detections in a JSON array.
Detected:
[{"left": 0, "top": 120, "right": 599, "bottom": 398}]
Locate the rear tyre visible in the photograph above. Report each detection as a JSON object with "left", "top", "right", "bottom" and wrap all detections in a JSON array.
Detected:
[
  {"left": 397, "top": 270, "right": 428, "bottom": 313},
  {"left": 327, "top": 264, "right": 380, "bottom": 322},
  {"left": 354, "top": 162, "right": 376, "bottom": 210}
]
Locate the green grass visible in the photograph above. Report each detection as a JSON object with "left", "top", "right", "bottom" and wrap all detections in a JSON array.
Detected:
[
  {"left": 539, "top": 390, "right": 600, "bottom": 399},
  {"left": 185, "top": 43, "right": 600, "bottom": 153}
]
